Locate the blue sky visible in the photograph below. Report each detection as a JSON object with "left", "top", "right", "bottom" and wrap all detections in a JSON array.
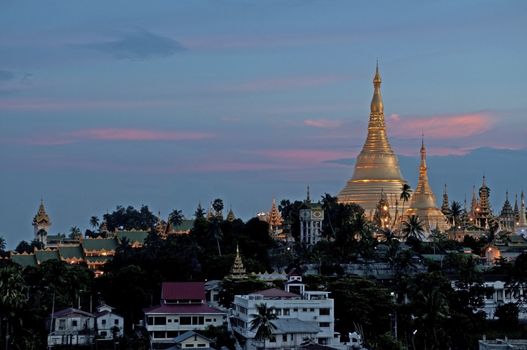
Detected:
[{"left": 1, "top": 0, "right": 526, "bottom": 247}]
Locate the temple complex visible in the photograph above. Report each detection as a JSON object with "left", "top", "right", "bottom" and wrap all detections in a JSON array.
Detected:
[
  {"left": 441, "top": 185, "right": 451, "bottom": 219},
  {"left": 404, "top": 139, "right": 449, "bottom": 234},
  {"left": 338, "top": 64, "right": 408, "bottom": 219}
]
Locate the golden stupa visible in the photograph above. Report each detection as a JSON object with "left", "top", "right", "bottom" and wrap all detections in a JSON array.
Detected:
[
  {"left": 404, "top": 139, "right": 450, "bottom": 233},
  {"left": 338, "top": 65, "right": 407, "bottom": 217}
]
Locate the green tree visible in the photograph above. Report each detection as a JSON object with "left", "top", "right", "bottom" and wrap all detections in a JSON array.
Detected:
[
  {"left": 69, "top": 226, "right": 82, "bottom": 239},
  {"left": 0, "top": 266, "right": 28, "bottom": 350},
  {"left": 168, "top": 209, "right": 184, "bottom": 227},
  {"left": 450, "top": 201, "right": 463, "bottom": 228},
  {"left": 15, "top": 241, "right": 32, "bottom": 254},
  {"left": 402, "top": 215, "right": 424, "bottom": 240},
  {"left": 249, "top": 303, "right": 277, "bottom": 349},
  {"left": 89, "top": 216, "right": 99, "bottom": 230},
  {"left": 399, "top": 184, "right": 412, "bottom": 229}
]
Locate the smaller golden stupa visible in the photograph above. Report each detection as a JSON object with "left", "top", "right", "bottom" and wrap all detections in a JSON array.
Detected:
[
  {"left": 229, "top": 245, "right": 247, "bottom": 280},
  {"left": 404, "top": 138, "right": 449, "bottom": 234}
]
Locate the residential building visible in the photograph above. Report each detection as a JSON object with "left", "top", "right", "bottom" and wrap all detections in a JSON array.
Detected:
[
  {"left": 95, "top": 304, "right": 124, "bottom": 339},
  {"left": 143, "top": 282, "right": 226, "bottom": 348},
  {"left": 166, "top": 331, "right": 216, "bottom": 350},
  {"left": 47, "top": 308, "right": 95, "bottom": 347},
  {"left": 231, "top": 273, "right": 339, "bottom": 349}
]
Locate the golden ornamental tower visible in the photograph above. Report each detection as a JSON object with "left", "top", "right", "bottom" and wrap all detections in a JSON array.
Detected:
[
  {"left": 338, "top": 64, "right": 407, "bottom": 217},
  {"left": 405, "top": 139, "right": 450, "bottom": 233},
  {"left": 229, "top": 245, "right": 247, "bottom": 280}
]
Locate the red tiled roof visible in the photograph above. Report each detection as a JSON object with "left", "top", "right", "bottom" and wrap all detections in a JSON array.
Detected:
[
  {"left": 143, "top": 303, "right": 224, "bottom": 315},
  {"left": 161, "top": 282, "right": 205, "bottom": 301},
  {"left": 251, "top": 288, "right": 299, "bottom": 298}
]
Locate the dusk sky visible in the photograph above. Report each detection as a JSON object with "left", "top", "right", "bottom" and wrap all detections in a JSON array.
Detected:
[{"left": 1, "top": 0, "right": 526, "bottom": 247}]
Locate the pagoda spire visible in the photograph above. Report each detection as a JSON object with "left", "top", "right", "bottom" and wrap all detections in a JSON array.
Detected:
[
  {"left": 406, "top": 139, "right": 449, "bottom": 234},
  {"left": 519, "top": 191, "right": 527, "bottom": 227},
  {"left": 500, "top": 191, "right": 515, "bottom": 232},
  {"left": 226, "top": 206, "right": 236, "bottom": 222},
  {"left": 441, "top": 184, "right": 451, "bottom": 217},
  {"left": 33, "top": 199, "right": 52, "bottom": 245},
  {"left": 338, "top": 64, "right": 407, "bottom": 216},
  {"left": 514, "top": 193, "right": 520, "bottom": 221}
]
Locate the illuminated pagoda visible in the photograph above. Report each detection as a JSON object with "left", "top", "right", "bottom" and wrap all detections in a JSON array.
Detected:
[
  {"left": 514, "top": 194, "right": 520, "bottom": 222},
  {"left": 404, "top": 139, "right": 449, "bottom": 234},
  {"left": 476, "top": 176, "right": 492, "bottom": 228},
  {"left": 155, "top": 212, "right": 168, "bottom": 239},
  {"left": 500, "top": 191, "right": 515, "bottom": 232},
  {"left": 338, "top": 64, "right": 408, "bottom": 219},
  {"left": 268, "top": 198, "right": 284, "bottom": 236},
  {"left": 33, "top": 199, "right": 52, "bottom": 245},
  {"left": 229, "top": 245, "right": 247, "bottom": 280}
]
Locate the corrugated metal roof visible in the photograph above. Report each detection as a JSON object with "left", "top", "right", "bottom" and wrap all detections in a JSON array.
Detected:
[
  {"left": 251, "top": 288, "right": 299, "bottom": 299},
  {"left": 161, "top": 282, "right": 205, "bottom": 301}
]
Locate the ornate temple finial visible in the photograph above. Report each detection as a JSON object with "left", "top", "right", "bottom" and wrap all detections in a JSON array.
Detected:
[
  {"left": 371, "top": 63, "right": 384, "bottom": 114},
  {"left": 306, "top": 185, "right": 311, "bottom": 203},
  {"left": 482, "top": 175, "right": 487, "bottom": 187}
]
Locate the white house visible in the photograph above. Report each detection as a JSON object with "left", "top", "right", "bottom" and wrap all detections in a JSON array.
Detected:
[
  {"left": 231, "top": 274, "right": 339, "bottom": 349},
  {"left": 95, "top": 304, "right": 124, "bottom": 339},
  {"left": 478, "top": 279, "right": 527, "bottom": 320},
  {"left": 143, "top": 282, "right": 226, "bottom": 346},
  {"left": 166, "top": 331, "right": 216, "bottom": 349},
  {"left": 47, "top": 308, "right": 95, "bottom": 347}
]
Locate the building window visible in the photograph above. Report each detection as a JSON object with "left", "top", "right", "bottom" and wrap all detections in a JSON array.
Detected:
[
  {"left": 114, "top": 319, "right": 119, "bottom": 325},
  {"left": 101, "top": 331, "right": 107, "bottom": 337},
  {"left": 58, "top": 319, "right": 66, "bottom": 330},
  {"left": 72, "top": 320, "right": 78, "bottom": 327},
  {"left": 282, "top": 334, "right": 287, "bottom": 342},
  {"left": 269, "top": 336, "right": 276, "bottom": 343},
  {"left": 309, "top": 308, "right": 315, "bottom": 312},
  {"left": 283, "top": 308, "right": 290, "bottom": 316},
  {"left": 302, "top": 308, "right": 307, "bottom": 312},
  {"left": 102, "top": 319, "right": 106, "bottom": 325},
  {"left": 147, "top": 316, "right": 154, "bottom": 325},
  {"left": 320, "top": 322, "right": 330, "bottom": 328},
  {"left": 154, "top": 317, "right": 166, "bottom": 325},
  {"left": 180, "top": 317, "right": 192, "bottom": 325},
  {"left": 319, "top": 308, "right": 330, "bottom": 315},
  {"left": 197, "top": 344, "right": 206, "bottom": 347},
  {"left": 293, "top": 308, "right": 298, "bottom": 312},
  {"left": 153, "top": 331, "right": 165, "bottom": 339},
  {"left": 184, "top": 344, "right": 194, "bottom": 348},
  {"left": 167, "top": 331, "right": 178, "bottom": 338}
]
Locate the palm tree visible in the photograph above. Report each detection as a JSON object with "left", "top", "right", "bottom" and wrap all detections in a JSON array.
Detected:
[
  {"left": 168, "top": 209, "right": 184, "bottom": 227},
  {"left": 450, "top": 201, "right": 463, "bottom": 228},
  {"left": 399, "top": 184, "right": 412, "bottom": 229},
  {"left": 89, "top": 216, "right": 99, "bottom": 230},
  {"left": 249, "top": 303, "right": 277, "bottom": 349},
  {"left": 69, "top": 226, "right": 82, "bottom": 240},
  {"left": 402, "top": 215, "right": 425, "bottom": 240}
]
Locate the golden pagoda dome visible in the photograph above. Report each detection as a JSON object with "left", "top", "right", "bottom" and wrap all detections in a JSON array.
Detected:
[{"left": 338, "top": 64, "right": 407, "bottom": 218}]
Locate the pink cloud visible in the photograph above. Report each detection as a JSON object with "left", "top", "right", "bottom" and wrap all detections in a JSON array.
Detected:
[
  {"left": 303, "top": 119, "right": 342, "bottom": 129},
  {"left": 223, "top": 75, "right": 351, "bottom": 93},
  {"left": 387, "top": 113, "right": 494, "bottom": 139}
]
